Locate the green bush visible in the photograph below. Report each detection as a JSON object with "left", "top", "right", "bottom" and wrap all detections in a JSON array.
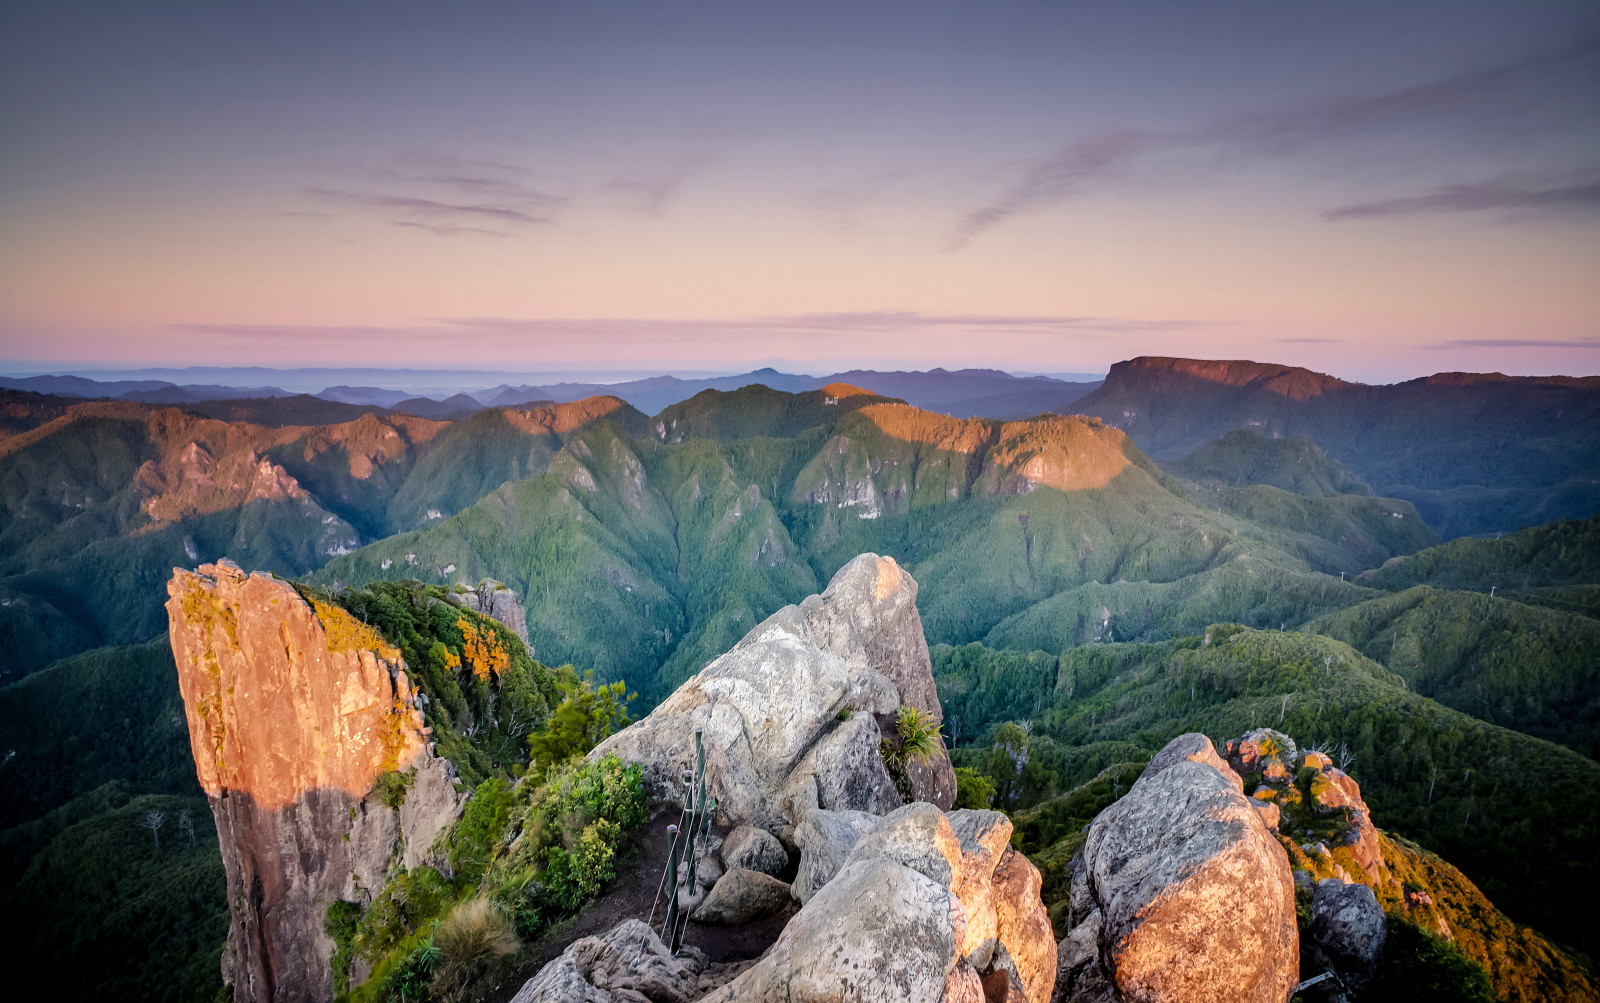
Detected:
[
  {"left": 370, "top": 769, "right": 417, "bottom": 811},
  {"left": 953, "top": 767, "right": 996, "bottom": 810},
  {"left": 1366, "top": 915, "right": 1498, "bottom": 1002},
  {"left": 527, "top": 671, "right": 637, "bottom": 775}
]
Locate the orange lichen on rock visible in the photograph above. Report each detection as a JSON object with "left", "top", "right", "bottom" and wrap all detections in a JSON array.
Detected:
[
  {"left": 860, "top": 403, "right": 994, "bottom": 453},
  {"left": 312, "top": 598, "right": 400, "bottom": 661},
  {"left": 457, "top": 616, "right": 510, "bottom": 680},
  {"left": 982, "top": 415, "right": 1131, "bottom": 492},
  {"left": 165, "top": 561, "right": 428, "bottom": 809}
]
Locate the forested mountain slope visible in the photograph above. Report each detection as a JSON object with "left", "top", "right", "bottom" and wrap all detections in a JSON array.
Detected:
[
  {"left": 935, "top": 628, "right": 1600, "bottom": 958},
  {"left": 1076, "top": 357, "right": 1600, "bottom": 537},
  {"left": 316, "top": 385, "right": 1436, "bottom": 700},
  {"left": 0, "top": 397, "right": 639, "bottom": 675}
]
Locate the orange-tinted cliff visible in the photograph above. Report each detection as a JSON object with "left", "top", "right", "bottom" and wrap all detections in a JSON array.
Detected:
[{"left": 168, "top": 561, "right": 462, "bottom": 1003}]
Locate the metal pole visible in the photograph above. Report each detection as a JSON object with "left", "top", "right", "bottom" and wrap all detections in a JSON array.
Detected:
[{"left": 659, "top": 822, "right": 684, "bottom": 945}]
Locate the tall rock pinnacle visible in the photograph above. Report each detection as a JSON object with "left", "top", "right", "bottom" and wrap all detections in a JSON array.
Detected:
[{"left": 167, "top": 561, "right": 462, "bottom": 1003}]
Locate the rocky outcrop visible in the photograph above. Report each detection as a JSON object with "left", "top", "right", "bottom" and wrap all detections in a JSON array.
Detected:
[
  {"left": 167, "top": 561, "right": 464, "bottom": 1003},
  {"left": 696, "top": 802, "right": 1055, "bottom": 1003},
  {"left": 447, "top": 578, "right": 530, "bottom": 646},
  {"left": 515, "top": 801, "right": 1055, "bottom": 1003},
  {"left": 592, "top": 554, "right": 957, "bottom": 838},
  {"left": 1057, "top": 733, "right": 1298, "bottom": 1003},
  {"left": 510, "top": 919, "right": 750, "bottom": 1003},
  {"left": 791, "top": 806, "right": 880, "bottom": 903},
  {"left": 1307, "top": 878, "right": 1386, "bottom": 992}
]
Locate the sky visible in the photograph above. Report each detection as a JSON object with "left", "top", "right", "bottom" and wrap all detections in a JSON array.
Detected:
[{"left": 1, "top": 0, "right": 1597, "bottom": 384}]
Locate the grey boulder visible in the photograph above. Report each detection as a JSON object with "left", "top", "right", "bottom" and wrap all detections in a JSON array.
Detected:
[
  {"left": 590, "top": 555, "right": 956, "bottom": 835},
  {"left": 692, "top": 867, "right": 793, "bottom": 924},
  {"left": 720, "top": 824, "right": 789, "bottom": 877},
  {"left": 1308, "top": 878, "right": 1387, "bottom": 991}
]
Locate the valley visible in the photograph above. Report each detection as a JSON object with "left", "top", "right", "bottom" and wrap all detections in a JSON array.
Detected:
[{"left": 1, "top": 358, "right": 1597, "bottom": 1001}]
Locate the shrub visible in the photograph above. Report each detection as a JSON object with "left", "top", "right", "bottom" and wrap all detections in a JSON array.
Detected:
[
  {"left": 526, "top": 672, "right": 636, "bottom": 775},
  {"left": 953, "top": 767, "right": 996, "bottom": 810},
  {"left": 880, "top": 705, "right": 944, "bottom": 802},
  {"left": 370, "top": 769, "right": 417, "bottom": 810},
  {"left": 432, "top": 897, "right": 518, "bottom": 990},
  {"left": 1366, "top": 915, "right": 1497, "bottom": 1002},
  {"left": 448, "top": 778, "right": 516, "bottom": 888}
]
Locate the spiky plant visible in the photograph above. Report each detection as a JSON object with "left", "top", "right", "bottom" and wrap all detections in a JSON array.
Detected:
[
  {"left": 432, "top": 898, "right": 518, "bottom": 995},
  {"left": 894, "top": 706, "right": 942, "bottom": 766}
]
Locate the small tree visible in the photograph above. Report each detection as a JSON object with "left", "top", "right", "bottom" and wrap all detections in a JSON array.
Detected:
[
  {"left": 140, "top": 809, "right": 167, "bottom": 851},
  {"left": 527, "top": 671, "right": 637, "bottom": 776},
  {"left": 178, "top": 808, "right": 196, "bottom": 848}
]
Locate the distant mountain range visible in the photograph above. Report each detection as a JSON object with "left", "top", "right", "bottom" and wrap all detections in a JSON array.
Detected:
[
  {"left": 0, "top": 367, "right": 1105, "bottom": 420},
  {"left": 1071, "top": 357, "right": 1600, "bottom": 537}
]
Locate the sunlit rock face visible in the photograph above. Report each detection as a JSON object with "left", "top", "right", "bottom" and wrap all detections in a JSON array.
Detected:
[
  {"left": 167, "top": 561, "right": 462, "bottom": 1003},
  {"left": 592, "top": 553, "right": 958, "bottom": 837},
  {"left": 1057, "top": 733, "right": 1299, "bottom": 1003}
]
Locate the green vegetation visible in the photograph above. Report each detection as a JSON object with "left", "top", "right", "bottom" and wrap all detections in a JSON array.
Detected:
[
  {"left": 951, "top": 767, "right": 995, "bottom": 809},
  {"left": 313, "top": 579, "right": 562, "bottom": 784},
  {"left": 941, "top": 630, "right": 1600, "bottom": 958},
  {"left": 879, "top": 705, "right": 943, "bottom": 802},
  {"left": 1364, "top": 916, "right": 1499, "bottom": 1003},
  {"left": 339, "top": 755, "right": 648, "bottom": 1003},
  {"left": 526, "top": 671, "right": 637, "bottom": 775},
  {"left": 1171, "top": 429, "right": 1372, "bottom": 497},
  {"left": 1307, "top": 585, "right": 1600, "bottom": 758},
  {"left": 1361, "top": 513, "right": 1600, "bottom": 594}
]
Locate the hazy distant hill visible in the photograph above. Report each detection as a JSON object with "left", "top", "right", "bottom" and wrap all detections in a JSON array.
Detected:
[{"left": 1077, "top": 357, "right": 1600, "bottom": 536}]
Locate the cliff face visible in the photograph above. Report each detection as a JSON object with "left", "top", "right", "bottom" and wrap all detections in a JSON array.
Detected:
[{"left": 167, "top": 561, "right": 463, "bottom": 1003}]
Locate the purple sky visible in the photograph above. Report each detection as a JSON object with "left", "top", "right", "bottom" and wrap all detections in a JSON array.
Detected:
[{"left": 1, "top": 1, "right": 1597, "bottom": 383}]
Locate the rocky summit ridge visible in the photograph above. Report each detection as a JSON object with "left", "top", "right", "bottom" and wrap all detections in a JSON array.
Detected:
[{"left": 165, "top": 552, "right": 1579, "bottom": 1003}]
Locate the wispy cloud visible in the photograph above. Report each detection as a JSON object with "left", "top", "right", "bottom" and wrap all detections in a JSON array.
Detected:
[
  {"left": 175, "top": 310, "right": 1210, "bottom": 346},
  {"left": 1323, "top": 170, "right": 1600, "bottom": 220},
  {"left": 1423, "top": 337, "right": 1600, "bottom": 350},
  {"left": 949, "top": 38, "right": 1600, "bottom": 248},
  {"left": 1277, "top": 337, "right": 1340, "bottom": 344},
  {"left": 605, "top": 151, "right": 717, "bottom": 217},
  {"left": 802, "top": 171, "right": 912, "bottom": 235},
  {"left": 295, "top": 152, "right": 567, "bottom": 236}
]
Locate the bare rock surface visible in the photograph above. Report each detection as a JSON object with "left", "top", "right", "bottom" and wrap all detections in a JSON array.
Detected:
[
  {"left": 448, "top": 578, "right": 531, "bottom": 645},
  {"left": 1308, "top": 878, "right": 1387, "bottom": 991},
  {"left": 791, "top": 807, "right": 880, "bottom": 904},
  {"left": 509, "top": 919, "right": 707, "bottom": 1003},
  {"left": 1061, "top": 734, "right": 1297, "bottom": 1003},
  {"left": 696, "top": 857, "right": 962, "bottom": 1003},
  {"left": 591, "top": 554, "right": 957, "bottom": 835},
  {"left": 1143, "top": 731, "right": 1242, "bottom": 793},
  {"left": 720, "top": 824, "right": 789, "bottom": 876},
  {"left": 692, "top": 867, "right": 793, "bottom": 924},
  {"left": 166, "top": 561, "right": 463, "bottom": 1003}
]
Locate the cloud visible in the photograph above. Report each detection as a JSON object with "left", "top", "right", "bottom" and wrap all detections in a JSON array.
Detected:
[
  {"left": 802, "top": 171, "right": 912, "bottom": 235},
  {"left": 174, "top": 311, "right": 1209, "bottom": 348},
  {"left": 949, "top": 37, "right": 1600, "bottom": 248},
  {"left": 392, "top": 221, "right": 512, "bottom": 238},
  {"left": 1423, "top": 337, "right": 1600, "bottom": 350},
  {"left": 1322, "top": 170, "right": 1600, "bottom": 220},
  {"left": 605, "top": 151, "right": 718, "bottom": 217},
  {"left": 296, "top": 152, "right": 567, "bottom": 236},
  {"left": 1277, "top": 337, "right": 1340, "bottom": 344}
]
